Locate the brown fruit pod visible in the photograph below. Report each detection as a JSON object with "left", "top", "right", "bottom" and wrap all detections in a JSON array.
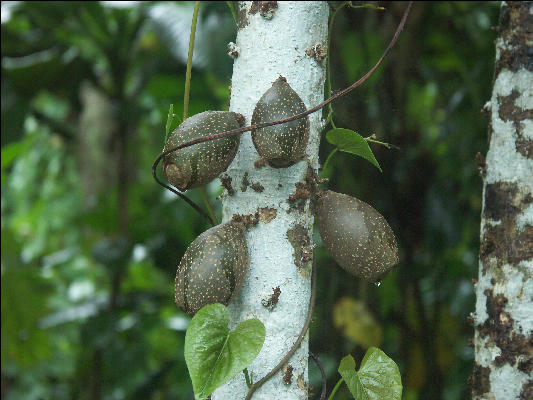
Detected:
[
  {"left": 251, "top": 77, "right": 310, "bottom": 168},
  {"left": 315, "top": 190, "right": 399, "bottom": 282},
  {"left": 174, "top": 220, "right": 250, "bottom": 316},
  {"left": 163, "top": 111, "right": 245, "bottom": 191}
]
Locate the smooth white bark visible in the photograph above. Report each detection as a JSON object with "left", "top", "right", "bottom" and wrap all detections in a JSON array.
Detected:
[{"left": 213, "top": 2, "right": 328, "bottom": 399}]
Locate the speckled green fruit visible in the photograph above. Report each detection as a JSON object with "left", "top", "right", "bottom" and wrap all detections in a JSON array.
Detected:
[
  {"left": 251, "top": 77, "right": 309, "bottom": 168},
  {"left": 315, "top": 190, "right": 399, "bottom": 282},
  {"left": 163, "top": 111, "right": 245, "bottom": 191},
  {"left": 174, "top": 221, "right": 250, "bottom": 316}
]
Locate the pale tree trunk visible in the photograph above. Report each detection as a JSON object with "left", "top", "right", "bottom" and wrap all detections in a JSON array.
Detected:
[
  {"left": 472, "top": 2, "right": 533, "bottom": 400},
  {"left": 213, "top": 2, "right": 328, "bottom": 399}
]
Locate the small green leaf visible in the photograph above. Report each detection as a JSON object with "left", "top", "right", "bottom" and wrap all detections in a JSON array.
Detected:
[
  {"left": 185, "top": 304, "right": 265, "bottom": 400},
  {"left": 1, "top": 138, "right": 33, "bottom": 170},
  {"left": 165, "top": 104, "right": 175, "bottom": 139},
  {"left": 358, "top": 347, "right": 402, "bottom": 400},
  {"left": 326, "top": 128, "right": 382, "bottom": 172},
  {"left": 339, "top": 355, "right": 368, "bottom": 400},
  {"left": 338, "top": 349, "right": 402, "bottom": 400}
]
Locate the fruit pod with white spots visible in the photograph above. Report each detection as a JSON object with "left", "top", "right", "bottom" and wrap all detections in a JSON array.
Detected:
[
  {"left": 251, "top": 76, "right": 310, "bottom": 168},
  {"left": 174, "top": 220, "right": 250, "bottom": 316},
  {"left": 315, "top": 190, "right": 399, "bottom": 282},
  {"left": 163, "top": 111, "right": 245, "bottom": 191}
]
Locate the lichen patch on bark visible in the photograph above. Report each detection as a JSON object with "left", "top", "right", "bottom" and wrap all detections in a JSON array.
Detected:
[
  {"left": 258, "top": 207, "right": 277, "bottom": 223},
  {"left": 286, "top": 224, "right": 312, "bottom": 278}
]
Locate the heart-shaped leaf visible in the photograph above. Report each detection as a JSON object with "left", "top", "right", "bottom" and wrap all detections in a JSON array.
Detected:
[
  {"left": 338, "top": 348, "right": 402, "bottom": 400},
  {"left": 358, "top": 347, "right": 402, "bottom": 400},
  {"left": 339, "top": 355, "right": 367, "bottom": 400},
  {"left": 326, "top": 128, "right": 382, "bottom": 172},
  {"left": 184, "top": 304, "right": 265, "bottom": 400}
]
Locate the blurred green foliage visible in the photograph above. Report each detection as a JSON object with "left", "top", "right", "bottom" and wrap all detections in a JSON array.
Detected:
[{"left": 1, "top": 1, "right": 499, "bottom": 399}]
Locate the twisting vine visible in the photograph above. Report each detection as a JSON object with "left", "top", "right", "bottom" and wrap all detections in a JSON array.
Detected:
[{"left": 152, "top": 2, "right": 412, "bottom": 220}]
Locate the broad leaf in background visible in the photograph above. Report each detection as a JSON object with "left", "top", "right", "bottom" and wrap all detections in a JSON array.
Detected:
[
  {"left": 333, "top": 297, "right": 383, "bottom": 348},
  {"left": 339, "top": 348, "right": 402, "bottom": 400},
  {"left": 326, "top": 128, "right": 382, "bottom": 172},
  {"left": 184, "top": 304, "right": 265, "bottom": 400}
]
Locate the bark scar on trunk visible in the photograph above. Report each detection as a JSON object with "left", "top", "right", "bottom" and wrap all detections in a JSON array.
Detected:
[
  {"left": 469, "top": 363, "right": 491, "bottom": 397},
  {"left": 477, "top": 289, "right": 533, "bottom": 369},
  {"left": 480, "top": 182, "right": 533, "bottom": 271}
]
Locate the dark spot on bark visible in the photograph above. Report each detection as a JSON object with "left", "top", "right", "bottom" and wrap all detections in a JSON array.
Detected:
[
  {"left": 232, "top": 212, "right": 259, "bottom": 228},
  {"left": 254, "top": 158, "right": 267, "bottom": 169},
  {"left": 498, "top": 90, "right": 530, "bottom": 132},
  {"left": 261, "top": 286, "right": 281, "bottom": 310},
  {"left": 282, "top": 364, "right": 293, "bottom": 385},
  {"left": 220, "top": 175, "right": 234, "bottom": 196},
  {"left": 481, "top": 219, "right": 533, "bottom": 269},
  {"left": 469, "top": 363, "right": 491, "bottom": 397},
  {"left": 241, "top": 172, "right": 250, "bottom": 192},
  {"left": 520, "top": 380, "right": 533, "bottom": 400},
  {"left": 495, "top": 2, "right": 533, "bottom": 74},
  {"left": 475, "top": 152, "right": 487, "bottom": 177},
  {"left": 305, "top": 43, "right": 327, "bottom": 62},
  {"left": 478, "top": 289, "right": 533, "bottom": 369},
  {"left": 237, "top": 4, "right": 249, "bottom": 29},
  {"left": 484, "top": 182, "right": 521, "bottom": 220},
  {"left": 288, "top": 166, "right": 322, "bottom": 214},
  {"left": 286, "top": 224, "right": 312, "bottom": 278},
  {"left": 518, "top": 358, "right": 533, "bottom": 374},
  {"left": 516, "top": 137, "right": 533, "bottom": 159},
  {"left": 249, "top": 1, "right": 278, "bottom": 19},
  {"left": 251, "top": 182, "right": 264, "bottom": 193},
  {"left": 288, "top": 182, "right": 311, "bottom": 213},
  {"left": 497, "top": 90, "right": 533, "bottom": 158},
  {"left": 258, "top": 207, "right": 276, "bottom": 223},
  {"left": 480, "top": 182, "right": 533, "bottom": 270}
]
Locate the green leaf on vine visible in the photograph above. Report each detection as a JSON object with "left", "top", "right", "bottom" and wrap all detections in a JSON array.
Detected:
[
  {"left": 165, "top": 103, "right": 175, "bottom": 140},
  {"left": 326, "top": 128, "right": 382, "bottom": 172},
  {"left": 339, "top": 348, "right": 402, "bottom": 400},
  {"left": 184, "top": 304, "right": 265, "bottom": 400}
]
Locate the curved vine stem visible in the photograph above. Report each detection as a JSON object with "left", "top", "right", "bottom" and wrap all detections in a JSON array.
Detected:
[
  {"left": 152, "top": 1, "right": 216, "bottom": 227},
  {"left": 309, "top": 351, "right": 327, "bottom": 400},
  {"left": 244, "top": 255, "right": 318, "bottom": 400},
  {"left": 152, "top": 2, "right": 412, "bottom": 185},
  {"left": 185, "top": 2, "right": 218, "bottom": 226}
]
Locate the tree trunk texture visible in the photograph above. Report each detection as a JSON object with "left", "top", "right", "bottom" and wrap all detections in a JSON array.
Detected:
[
  {"left": 213, "top": 2, "right": 328, "bottom": 399},
  {"left": 472, "top": 2, "right": 533, "bottom": 400}
]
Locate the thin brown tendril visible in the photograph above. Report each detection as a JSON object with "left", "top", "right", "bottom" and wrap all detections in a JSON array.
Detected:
[
  {"left": 309, "top": 351, "right": 327, "bottom": 400},
  {"left": 152, "top": 168, "right": 216, "bottom": 226}
]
